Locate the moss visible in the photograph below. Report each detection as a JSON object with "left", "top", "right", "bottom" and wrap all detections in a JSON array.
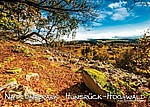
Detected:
[
  {"left": 72, "top": 68, "right": 79, "bottom": 72},
  {"left": 83, "top": 69, "right": 131, "bottom": 95},
  {"left": 84, "top": 68, "right": 107, "bottom": 88},
  {"left": 4, "top": 57, "right": 15, "bottom": 63},
  {"left": 43, "top": 55, "right": 51, "bottom": 59},
  {"left": 6, "top": 78, "right": 17, "bottom": 84},
  {"left": 27, "top": 72, "right": 34, "bottom": 75},
  {"left": 11, "top": 45, "right": 33, "bottom": 56},
  {"left": 6, "top": 67, "right": 22, "bottom": 74},
  {"left": 46, "top": 88, "right": 55, "bottom": 94},
  {"left": 22, "top": 47, "right": 30, "bottom": 54},
  {"left": 83, "top": 68, "right": 125, "bottom": 95},
  {"left": 139, "top": 90, "right": 150, "bottom": 100},
  {"left": 129, "top": 82, "right": 136, "bottom": 87},
  {"left": 23, "top": 47, "right": 33, "bottom": 57},
  {"left": 50, "top": 63, "right": 57, "bottom": 67},
  {"left": 118, "top": 80, "right": 126, "bottom": 86},
  {"left": 0, "top": 63, "right": 3, "bottom": 69},
  {"left": 33, "top": 61, "right": 39, "bottom": 66}
]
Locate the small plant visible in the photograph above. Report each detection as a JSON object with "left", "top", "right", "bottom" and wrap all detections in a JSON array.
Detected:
[{"left": 115, "top": 49, "right": 134, "bottom": 70}]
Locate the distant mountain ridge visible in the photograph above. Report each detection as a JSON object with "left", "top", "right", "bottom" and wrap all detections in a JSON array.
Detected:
[{"left": 112, "top": 35, "right": 142, "bottom": 39}]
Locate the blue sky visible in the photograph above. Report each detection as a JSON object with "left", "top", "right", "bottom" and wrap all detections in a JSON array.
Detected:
[{"left": 65, "top": 0, "right": 150, "bottom": 40}]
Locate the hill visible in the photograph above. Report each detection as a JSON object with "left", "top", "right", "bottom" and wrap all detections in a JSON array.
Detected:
[
  {"left": 0, "top": 40, "right": 114, "bottom": 107},
  {"left": 0, "top": 40, "right": 149, "bottom": 107}
]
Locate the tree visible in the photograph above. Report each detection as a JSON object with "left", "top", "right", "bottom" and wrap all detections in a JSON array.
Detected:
[
  {"left": 0, "top": 0, "right": 148, "bottom": 45},
  {"left": 0, "top": 0, "right": 100, "bottom": 45},
  {"left": 0, "top": 1, "right": 41, "bottom": 40}
]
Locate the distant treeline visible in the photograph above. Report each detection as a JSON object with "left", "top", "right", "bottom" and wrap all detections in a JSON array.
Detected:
[{"left": 65, "top": 39, "right": 139, "bottom": 45}]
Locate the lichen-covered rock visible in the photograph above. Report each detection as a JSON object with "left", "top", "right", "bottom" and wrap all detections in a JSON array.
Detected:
[
  {"left": 43, "top": 55, "right": 54, "bottom": 61},
  {"left": 80, "top": 61, "right": 150, "bottom": 101},
  {"left": 0, "top": 78, "right": 44, "bottom": 103},
  {"left": 6, "top": 68, "right": 22, "bottom": 74},
  {"left": 83, "top": 68, "right": 107, "bottom": 88},
  {"left": 0, "top": 78, "right": 18, "bottom": 91},
  {"left": 25, "top": 72, "right": 39, "bottom": 81}
]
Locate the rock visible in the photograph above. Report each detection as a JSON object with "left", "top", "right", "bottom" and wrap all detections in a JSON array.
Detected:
[
  {"left": 143, "top": 82, "right": 149, "bottom": 87},
  {"left": 0, "top": 78, "right": 44, "bottom": 103},
  {"left": 24, "top": 86, "right": 44, "bottom": 102},
  {"left": 45, "top": 50, "right": 51, "bottom": 54},
  {"left": 60, "top": 60, "right": 66, "bottom": 64},
  {"left": 53, "top": 57, "right": 59, "bottom": 62},
  {"left": 65, "top": 65, "right": 72, "bottom": 69},
  {"left": 134, "top": 81, "right": 141, "bottom": 87},
  {"left": 88, "top": 60, "right": 95, "bottom": 65},
  {"left": 62, "top": 53, "right": 67, "bottom": 57},
  {"left": 131, "top": 74, "right": 138, "bottom": 81},
  {"left": 0, "top": 78, "right": 19, "bottom": 91},
  {"left": 141, "top": 77, "right": 147, "bottom": 84},
  {"left": 6, "top": 89, "right": 23, "bottom": 101},
  {"left": 43, "top": 55, "right": 53, "bottom": 61},
  {"left": 26, "top": 73, "right": 39, "bottom": 81},
  {"left": 70, "top": 58, "right": 79, "bottom": 64}
]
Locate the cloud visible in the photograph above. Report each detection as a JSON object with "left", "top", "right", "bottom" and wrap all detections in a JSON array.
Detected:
[
  {"left": 124, "top": 16, "right": 139, "bottom": 23},
  {"left": 96, "top": 10, "right": 113, "bottom": 19},
  {"left": 111, "top": 8, "right": 130, "bottom": 21},
  {"left": 107, "top": 1, "right": 132, "bottom": 21},
  {"left": 108, "top": 1, "right": 127, "bottom": 9},
  {"left": 74, "top": 28, "right": 146, "bottom": 40},
  {"left": 95, "top": 11, "right": 113, "bottom": 23},
  {"left": 92, "top": 22, "right": 103, "bottom": 26},
  {"left": 135, "top": 2, "right": 150, "bottom": 7},
  {"left": 108, "top": 2, "right": 121, "bottom": 9},
  {"left": 99, "top": 11, "right": 113, "bottom": 15},
  {"left": 97, "top": 14, "right": 107, "bottom": 19},
  {"left": 73, "top": 21, "right": 150, "bottom": 40},
  {"left": 111, "top": 13, "right": 125, "bottom": 21}
]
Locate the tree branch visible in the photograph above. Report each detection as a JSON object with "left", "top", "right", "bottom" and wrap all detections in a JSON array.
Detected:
[
  {"left": 2, "top": 0, "right": 89, "bottom": 13},
  {"left": 17, "top": 32, "right": 49, "bottom": 45}
]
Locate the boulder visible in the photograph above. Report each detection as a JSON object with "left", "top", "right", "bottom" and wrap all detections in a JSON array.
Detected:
[
  {"left": 0, "top": 78, "right": 18, "bottom": 91},
  {"left": 25, "top": 73, "right": 39, "bottom": 81},
  {"left": 0, "top": 78, "right": 44, "bottom": 103}
]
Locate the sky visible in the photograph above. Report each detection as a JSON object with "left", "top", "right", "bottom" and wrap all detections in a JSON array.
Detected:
[{"left": 64, "top": 0, "right": 150, "bottom": 40}]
